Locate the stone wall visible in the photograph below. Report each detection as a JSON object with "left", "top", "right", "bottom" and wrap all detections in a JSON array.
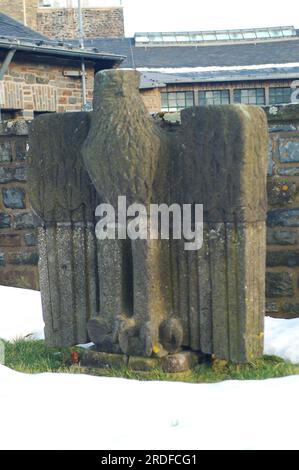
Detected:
[
  {"left": 36, "top": 7, "right": 125, "bottom": 39},
  {"left": 0, "top": 0, "right": 39, "bottom": 30},
  {"left": 0, "top": 120, "right": 39, "bottom": 290},
  {"left": 265, "top": 105, "right": 299, "bottom": 319}
]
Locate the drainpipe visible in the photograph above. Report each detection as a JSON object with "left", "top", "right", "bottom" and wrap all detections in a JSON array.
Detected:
[
  {"left": 0, "top": 49, "right": 17, "bottom": 122},
  {"left": 77, "top": 0, "right": 87, "bottom": 109},
  {"left": 23, "top": 0, "right": 27, "bottom": 26}
]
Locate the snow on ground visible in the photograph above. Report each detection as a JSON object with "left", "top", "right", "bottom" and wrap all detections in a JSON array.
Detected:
[
  {"left": 264, "top": 317, "right": 299, "bottom": 364},
  {"left": 0, "top": 365, "right": 299, "bottom": 450},
  {"left": 0, "top": 286, "right": 44, "bottom": 341},
  {"left": 1, "top": 286, "right": 299, "bottom": 449}
]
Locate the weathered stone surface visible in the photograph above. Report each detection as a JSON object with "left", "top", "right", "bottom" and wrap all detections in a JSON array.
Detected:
[
  {"left": 266, "top": 302, "right": 279, "bottom": 314},
  {"left": 8, "top": 251, "right": 39, "bottom": 266},
  {"left": 0, "top": 253, "right": 5, "bottom": 266},
  {"left": 264, "top": 104, "right": 299, "bottom": 123},
  {"left": 282, "top": 304, "right": 299, "bottom": 317},
  {"left": 177, "top": 105, "right": 268, "bottom": 224},
  {"left": 15, "top": 139, "right": 28, "bottom": 161},
  {"left": 279, "top": 167, "right": 299, "bottom": 176},
  {"left": 0, "top": 166, "right": 26, "bottom": 183},
  {"left": 0, "top": 267, "right": 39, "bottom": 290},
  {"left": 0, "top": 212, "right": 10, "bottom": 228},
  {"left": 266, "top": 272, "right": 294, "bottom": 297},
  {"left": 80, "top": 350, "right": 128, "bottom": 369},
  {"left": 24, "top": 232, "right": 38, "bottom": 246},
  {"left": 15, "top": 212, "right": 39, "bottom": 229},
  {"left": 29, "top": 113, "right": 96, "bottom": 224},
  {"left": 162, "top": 352, "right": 199, "bottom": 373},
  {"left": 0, "top": 120, "right": 29, "bottom": 136},
  {"left": 269, "top": 125, "right": 297, "bottom": 133},
  {"left": 0, "top": 141, "right": 12, "bottom": 162},
  {"left": 267, "top": 180, "right": 297, "bottom": 206},
  {"left": 30, "top": 70, "right": 268, "bottom": 363},
  {"left": 0, "top": 234, "right": 22, "bottom": 247},
  {"left": 267, "top": 229, "right": 297, "bottom": 245},
  {"left": 2, "top": 188, "right": 26, "bottom": 209},
  {"left": 28, "top": 113, "right": 99, "bottom": 348},
  {"left": 279, "top": 139, "right": 299, "bottom": 163},
  {"left": 267, "top": 251, "right": 299, "bottom": 267},
  {"left": 268, "top": 208, "right": 299, "bottom": 227}
]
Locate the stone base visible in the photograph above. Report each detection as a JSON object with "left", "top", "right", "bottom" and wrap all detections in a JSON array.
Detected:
[{"left": 79, "top": 349, "right": 204, "bottom": 373}]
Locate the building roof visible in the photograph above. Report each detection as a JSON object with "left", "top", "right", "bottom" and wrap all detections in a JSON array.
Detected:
[
  {"left": 0, "top": 12, "right": 124, "bottom": 66},
  {"left": 82, "top": 36, "right": 299, "bottom": 70},
  {"left": 0, "top": 12, "right": 46, "bottom": 40}
]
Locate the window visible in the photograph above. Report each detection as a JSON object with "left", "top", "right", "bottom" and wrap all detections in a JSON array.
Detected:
[
  {"left": 199, "top": 90, "right": 230, "bottom": 105},
  {"left": 161, "top": 91, "right": 195, "bottom": 112},
  {"left": 234, "top": 88, "right": 265, "bottom": 105},
  {"left": 269, "top": 87, "right": 292, "bottom": 105}
]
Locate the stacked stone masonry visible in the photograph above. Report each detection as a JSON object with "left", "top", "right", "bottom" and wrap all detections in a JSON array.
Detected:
[
  {"left": 36, "top": 7, "right": 125, "bottom": 40},
  {"left": 0, "top": 121, "right": 39, "bottom": 290},
  {"left": 0, "top": 2, "right": 124, "bottom": 39},
  {"left": 265, "top": 105, "right": 299, "bottom": 318}
]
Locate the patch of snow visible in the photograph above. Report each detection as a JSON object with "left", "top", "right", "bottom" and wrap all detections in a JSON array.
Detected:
[
  {"left": 264, "top": 317, "right": 299, "bottom": 364},
  {"left": 0, "top": 365, "right": 299, "bottom": 450},
  {"left": 0, "top": 286, "right": 44, "bottom": 341},
  {"left": 137, "top": 62, "right": 299, "bottom": 74}
]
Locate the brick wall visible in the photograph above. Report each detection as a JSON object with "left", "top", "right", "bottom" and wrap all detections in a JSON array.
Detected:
[
  {"left": 36, "top": 7, "right": 125, "bottom": 39},
  {"left": 265, "top": 105, "right": 299, "bottom": 319},
  {"left": 0, "top": 57, "right": 94, "bottom": 119},
  {"left": 0, "top": 120, "right": 39, "bottom": 290}
]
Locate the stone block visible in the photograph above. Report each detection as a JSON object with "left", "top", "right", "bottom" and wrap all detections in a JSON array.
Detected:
[
  {"left": 15, "top": 140, "right": 28, "bottom": 161},
  {"left": 282, "top": 304, "right": 299, "bottom": 317},
  {"left": 267, "top": 180, "right": 296, "bottom": 206},
  {"left": 0, "top": 253, "right": 5, "bottom": 266},
  {"left": 0, "top": 212, "right": 11, "bottom": 229},
  {"left": 0, "top": 166, "right": 26, "bottom": 183},
  {"left": 266, "top": 302, "right": 279, "bottom": 314},
  {"left": 0, "top": 141, "right": 12, "bottom": 162},
  {"left": 268, "top": 208, "right": 299, "bottom": 227},
  {"left": 267, "top": 228, "right": 297, "bottom": 245},
  {"left": 0, "top": 267, "right": 39, "bottom": 290},
  {"left": 267, "top": 251, "right": 299, "bottom": 267},
  {"left": 266, "top": 272, "right": 294, "bottom": 298},
  {"left": 279, "top": 167, "right": 299, "bottom": 176},
  {"left": 0, "top": 234, "right": 22, "bottom": 247},
  {"left": 15, "top": 212, "right": 40, "bottom": 229},
  {"left": 8, "top": 251, "right": 39, "bottom": 266},
  {"left": 2, "top": 188, "right": 26, "bottom": 209},
  {"left": 24, "top": 232, "right": 38, "bottom": 246},
  {"left": 80, "top": 350, "right": 128, "bottom": 369},
  {"left": 279, "top": 139, "right": 299, "bottom": 163}
]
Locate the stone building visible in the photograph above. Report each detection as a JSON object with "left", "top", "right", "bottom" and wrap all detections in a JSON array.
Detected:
[
  {"left": 0, "top": 13, "right": 123, "bottom": 120},
  {"left": 0, "top": 0, "right": 124, "bottom": 40}
]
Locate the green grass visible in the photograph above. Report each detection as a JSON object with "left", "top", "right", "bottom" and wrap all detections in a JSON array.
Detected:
[{"left": 2, "top": 337, "right": 299, "bottom": 383}]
